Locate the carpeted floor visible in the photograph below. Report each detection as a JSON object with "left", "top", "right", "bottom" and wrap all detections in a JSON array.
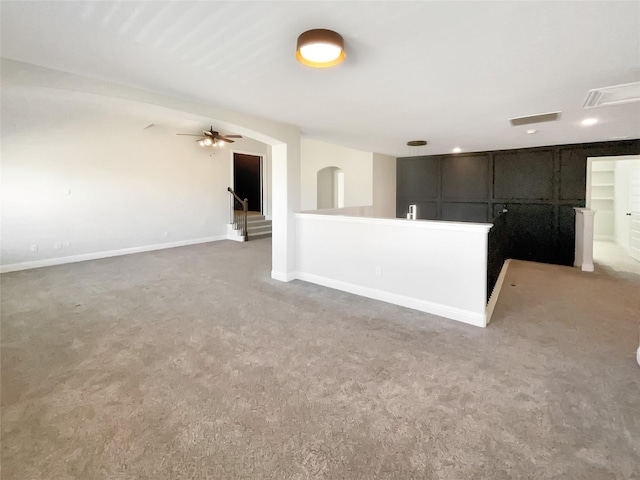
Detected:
[{"left": 1, "top": 239, "right": 639, "bottom": 479}]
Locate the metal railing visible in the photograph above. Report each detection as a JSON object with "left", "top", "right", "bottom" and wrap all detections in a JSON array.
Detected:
[
  {"left": 228, "top": 187, "right": 248, "bottom": 241},
  {"left": 487, "top": 206, "right": 509, "bottom": 303}
]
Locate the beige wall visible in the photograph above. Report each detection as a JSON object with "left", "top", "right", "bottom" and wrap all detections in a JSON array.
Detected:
[
  {"left": 372, "top": 152, "right": 397, "bottom": 218},
  {"left": 300, "top": 139, "right": 373, "bottom": 211},
  {"left": 300, "top": 139, "right": 396, "bottom": 216}
]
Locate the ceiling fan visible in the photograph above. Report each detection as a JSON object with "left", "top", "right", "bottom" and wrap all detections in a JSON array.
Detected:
[{"left": 177, "top": 126, "right": 242, "bottom": 147}]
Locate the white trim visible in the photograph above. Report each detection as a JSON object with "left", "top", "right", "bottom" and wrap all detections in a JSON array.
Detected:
[
  {"left": 271, "top": 270, "right": 297, "bottom": 282},
  {"left": 486, "top": 259, "right": 511, "bottom": 325},
  {"left": 226, "top": 224, "right": 246, "bottom": 242},
  {"left": 296, "top": 272, "right": 486, "bottom": 327},
  {"left": 295, "top": 212, "right": 492, "bottom": 233},
  {"left": 0, "top": 236, "right": 227, "bottom": 273}
]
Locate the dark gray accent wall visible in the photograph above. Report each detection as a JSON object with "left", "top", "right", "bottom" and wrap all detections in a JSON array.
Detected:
[{"left": 396, "top": 140, "right": 640, "bottom": 266}]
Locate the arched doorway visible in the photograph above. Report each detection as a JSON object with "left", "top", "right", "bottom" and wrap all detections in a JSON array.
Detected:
[{"left": 317, "top": 166, "right": 344, "bottom": 209}]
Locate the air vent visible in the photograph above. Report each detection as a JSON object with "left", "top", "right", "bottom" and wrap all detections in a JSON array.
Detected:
[
  {"left": 583, "top": 81, "right": 640, "bottom": 108},
  {"left": 509, "top": 112, "right": 561, "bottom": 126}
]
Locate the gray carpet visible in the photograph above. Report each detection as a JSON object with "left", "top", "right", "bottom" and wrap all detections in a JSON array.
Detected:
[{"left": 2, "top": 239, "right": 639, "bottom": 479}]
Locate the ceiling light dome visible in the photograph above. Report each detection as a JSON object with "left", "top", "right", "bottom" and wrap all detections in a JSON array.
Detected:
[{"left": 296, "top": 29, "right": 345, "bottom": 68}]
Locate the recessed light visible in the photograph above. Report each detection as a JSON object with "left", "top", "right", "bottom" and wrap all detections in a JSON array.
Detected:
[
  {"left": 581, "top": 118, "right": 598, "bottom": 126},
  {"left": 526, "top": 129, "right": 537, "bottom": 135},
  {"left": 452, "top": 147, "right": 462, "bottom": 153}
]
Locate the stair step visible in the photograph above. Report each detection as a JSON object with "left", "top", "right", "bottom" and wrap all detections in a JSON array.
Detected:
[
  {"left": 246, "top": 220, "right": 271, "bottom": 228},
  {"left": 250, "top": 232, "right": 272, "bottom": 239},
  {"left": 229, "top": 214, "right": 271, "bottom": 240},
  {"left": 248, "top": 225, "right": 272, "bottom": 234}
]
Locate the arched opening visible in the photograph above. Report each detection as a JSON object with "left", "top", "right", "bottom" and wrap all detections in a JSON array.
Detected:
[{"left": 317, "top": 166, "right": 344, "bottom": 209}]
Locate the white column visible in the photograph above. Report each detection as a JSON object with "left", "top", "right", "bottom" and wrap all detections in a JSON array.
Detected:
[
  {"left": 271, "top": 141, "right": 301, "bottom": 281},
  {"left": 574, "top": 208, "right": 596, "bottom": 272}
]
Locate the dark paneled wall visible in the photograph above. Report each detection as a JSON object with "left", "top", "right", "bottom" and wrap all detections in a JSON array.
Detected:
[{"left": 396, "top": 140, "right": 640, "bottom": 266}]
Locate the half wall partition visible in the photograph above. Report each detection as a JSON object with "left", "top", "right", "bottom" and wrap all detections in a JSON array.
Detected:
[{"left": 295, "top": 211, "right": 494, "bottom": 327}]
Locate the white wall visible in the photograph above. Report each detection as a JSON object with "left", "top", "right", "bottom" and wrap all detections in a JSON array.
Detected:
[
  {"left": 295, "top": 214, "right": 491, "bottom": 327},
  {"left": 614, "top": 158, "right": 640, "bottom": 250},
  {"left": 1, "top": 59, "right": 300, "bottom": 275},
  {"left": 0, "top": 83, "right": 268, "bottom": 269},
  {"left": 300, "top": 139, "right": 373, "bottom": 211}
]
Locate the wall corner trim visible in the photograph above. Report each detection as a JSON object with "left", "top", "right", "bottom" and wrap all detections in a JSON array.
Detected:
[
  {"left": 271, "top": 270, "right": 298, "bottom": 282},
  {"left": 0, "top": 236, "right": 228, "bottom": 273}
]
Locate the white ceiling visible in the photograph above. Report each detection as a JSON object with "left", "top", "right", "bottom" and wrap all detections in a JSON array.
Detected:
[{"left": 1, "top": 1, "right": 639, "bottom": 157}]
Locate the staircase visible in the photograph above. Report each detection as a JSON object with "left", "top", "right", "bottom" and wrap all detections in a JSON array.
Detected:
[
  {"left": 246, "top": 214, "right": 272, "bottom": 239},
  {"left": 228, "top": 213, "right": 272, "bottom": 241},
  {"left": 226, "top": 187, "right": 271, "bottom": 241}
]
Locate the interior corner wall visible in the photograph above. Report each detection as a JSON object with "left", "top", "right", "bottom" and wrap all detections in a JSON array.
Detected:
[
  {"left": 372, "top": 153, "right": 396, "bottom": 218},
  {"left": 0, "top": 83, "right": 267, "bottom": 268},
  {"left": 300, "top": 139, "right": 373, "bottom": 210}
]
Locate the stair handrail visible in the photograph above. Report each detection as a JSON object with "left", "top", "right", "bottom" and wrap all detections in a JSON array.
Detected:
[{"left": 227, "top": 187, "right": 249, "bottom": 241}]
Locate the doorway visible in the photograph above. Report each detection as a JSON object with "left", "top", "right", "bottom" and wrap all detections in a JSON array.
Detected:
[
  {"left": 317, "top": 166, "right": 344, "bottom": 209},
  {"left": 587, "top": 155, "right": 640, "bottom": 275},
  {"left": 233, "top": 153, "right": 262, "bottom": 213}
]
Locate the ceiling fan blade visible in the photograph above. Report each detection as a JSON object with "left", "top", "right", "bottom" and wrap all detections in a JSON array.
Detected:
[
  {"left": 223, "top": 135, "right": 243, "bottom": 138},
  {"left": 176, "top": 133, "right": 203, "bottom": 136},
  {"left": 217, "top": 136, "right": 237, "bottom": 143},
  {"left": 203, "top": 131, "right": 215, "bottom": 137}
]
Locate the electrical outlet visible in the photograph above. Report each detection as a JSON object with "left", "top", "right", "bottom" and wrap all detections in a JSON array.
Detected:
[
  {"left": 54, "top": 242, "right": 62, "bottom": 249},
  {"left": 375, "top": 266, "right": 382, "bottom": 277},
  {"left": 163, "top": 231, "right": 169, "bottom": 237},
  {"left": 30, "top": 244, "right": 38, "bottom": 252}
]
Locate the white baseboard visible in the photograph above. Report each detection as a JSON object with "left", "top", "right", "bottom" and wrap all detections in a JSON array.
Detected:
[
  {"left": 0, "top": 235, "right": 227, "bottom": 273},
  {"left": 296, "top": 272, "right": 486, "bottom": 327},
  {"left": 486, "top": 259, "right": 511, "bottom": 325},
  {"left": 271, "top": 270, "right": 297, "bottom": 282},
  {"left": 226, "top": 235, "right": 246, "bottom": 242}
]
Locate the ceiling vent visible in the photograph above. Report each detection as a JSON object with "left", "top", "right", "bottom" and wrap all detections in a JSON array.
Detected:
[
  {"left": 509, "top": 112, "right": 561, "bottom": 126},
  {"left": 583, "top": 81, "right": 640, "bottom": 108}
]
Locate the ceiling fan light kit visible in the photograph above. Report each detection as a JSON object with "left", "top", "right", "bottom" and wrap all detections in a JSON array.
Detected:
[
  {"left": 296, "top": 29, "right": 345, "bottom": 68},
  {"left": 177, "top": 126, "right": 242, "bottom": 148}
]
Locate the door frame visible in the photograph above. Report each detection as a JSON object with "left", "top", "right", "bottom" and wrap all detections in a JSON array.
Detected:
[
  {"left": 231, "top": 150, "right": 264, "bottom": 214},
  {"left": 586, "top": 154, "right": 640, "bottom": 258}
]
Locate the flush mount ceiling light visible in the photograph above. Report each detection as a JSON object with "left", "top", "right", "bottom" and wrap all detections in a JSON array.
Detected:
[
  {"left": 452, "top": 147, "right": 462, "bottom": 153},
  {"left": 407, "top": 140, "right": 427, "bottom": 147},
  {"left": 296, "top": 29, "right": 345, "bottom": 68},
  {"left": 526, "top": 129, "right": 537, "bottom": 135}
]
